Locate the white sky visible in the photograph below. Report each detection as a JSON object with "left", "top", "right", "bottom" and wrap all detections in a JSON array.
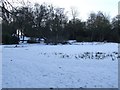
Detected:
[{"left": 11, "top": 0, "right": 119, "bottom": 21}]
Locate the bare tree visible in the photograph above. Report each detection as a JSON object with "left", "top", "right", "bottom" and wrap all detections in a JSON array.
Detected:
[{"left": 70, "top": 7, "right": 79, "bottom": 21}]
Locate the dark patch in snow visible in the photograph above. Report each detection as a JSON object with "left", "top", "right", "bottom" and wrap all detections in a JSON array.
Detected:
[
  {"left": 59, "top": 67, "right": 62, "bottom": 69},
  {"left": 43, "top": 75, "right": 47, "bottom": 77},
  {"left": 49, "top": 87, "right": 53, "bottom": 89},
  {"left": 38, "top": 51, "right": 118, "bottom": 61}
]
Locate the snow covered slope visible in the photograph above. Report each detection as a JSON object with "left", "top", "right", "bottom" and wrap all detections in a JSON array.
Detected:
[{"left": 2, "top": 43, "right": 118, "bottom": 88}]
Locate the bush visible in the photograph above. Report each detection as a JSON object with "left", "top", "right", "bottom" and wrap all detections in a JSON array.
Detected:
[
  {"left": 2, "top": 35, "right": 19, "bottom": 44},
  {"left": 27, "top": 40, "right": 37, "bottom": 43},
  {"left": 27, "top": 38, "right": 39, "bottom": 43},
  {"left": 76, "top": 36, "right": 91, "bottom": 42}
]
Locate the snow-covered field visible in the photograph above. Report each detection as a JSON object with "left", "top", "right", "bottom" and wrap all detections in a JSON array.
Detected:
[
  {"left": 0, "top": 45, "right": 2, "bottom": 89},
  {"left": 2, "top": 42, "right": 118, "bottom": 88}
]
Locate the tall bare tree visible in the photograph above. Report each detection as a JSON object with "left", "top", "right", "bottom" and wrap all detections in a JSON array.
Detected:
[{"left": 70, "top": 7, "right": 79, "bottom": 21}]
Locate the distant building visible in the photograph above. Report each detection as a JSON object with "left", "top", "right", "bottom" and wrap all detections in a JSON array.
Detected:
[
  {"left": 16, "top": 29, "right": 30, "bottom": 43},
  {"left": 16, "top": 29, "right": 45, "bottom": 44}
]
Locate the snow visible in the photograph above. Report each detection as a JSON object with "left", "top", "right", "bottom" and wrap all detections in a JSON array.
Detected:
[
  {"left": 2, "top": 42, "right": 118, "bottom": 88},
  {"left": 19, "top": 36, "right": 30, "bottom": 41},
  {"left": 0, "top": 45, "right": 2, "bottom": 89}
]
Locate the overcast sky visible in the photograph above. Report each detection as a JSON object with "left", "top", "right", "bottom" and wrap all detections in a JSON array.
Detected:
[{"left": 11, "top": 0, "right": 119, "bottom": 21}]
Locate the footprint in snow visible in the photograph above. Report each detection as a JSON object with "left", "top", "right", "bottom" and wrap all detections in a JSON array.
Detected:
[
  {"left": 94, "top": 85, "right": 97, "bottom": 87},
  {"left": 5, "top": 82, "right": 8, "bottom": 84},
  {"left": 59, "top": 67, "right": 62, "bottom": 69},
  {"left": 84, "top": 85, "right": 87, "bottom": 88},
  {"left": 43, "top": 75, "right": 47, "bottom": 77}
]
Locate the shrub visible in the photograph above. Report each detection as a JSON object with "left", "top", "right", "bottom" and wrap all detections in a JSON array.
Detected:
[{"left": 2, "top": 35, "right": 19, "bottom": 44}]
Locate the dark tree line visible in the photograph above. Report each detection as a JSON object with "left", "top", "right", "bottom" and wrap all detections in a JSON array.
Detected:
[{"left": 1, "top": 1, "right": 120, "bottom": 44}]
